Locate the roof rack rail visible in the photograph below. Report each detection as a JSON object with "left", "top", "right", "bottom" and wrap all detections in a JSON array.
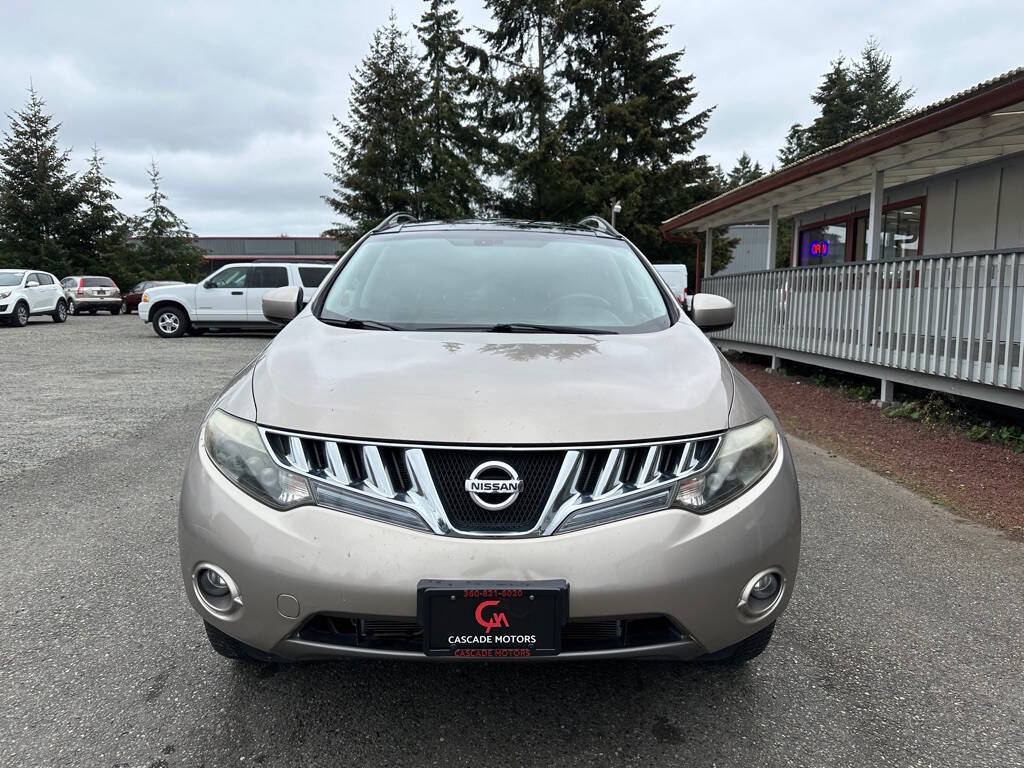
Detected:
[
  {"left": 372, "top": 212, "right": 419, "bottom": 232},
  {"left": 576, "top": 215, "right": 620, "bottom": 236}
]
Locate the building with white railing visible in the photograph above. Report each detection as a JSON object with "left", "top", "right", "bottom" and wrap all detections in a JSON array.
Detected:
[{"left": 661, "top": 68, "right": 1024, "bottom": 410}]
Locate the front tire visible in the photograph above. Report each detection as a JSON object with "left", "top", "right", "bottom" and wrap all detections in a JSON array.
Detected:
[
  {"left": 12, "top": 301, "right": 29, "bottom": 327},
  {"left": 120, "top": 300, "right": 129, "bottom": 314},
  {"left": 203, "top": 622, "right": 268, "bottom": 663},
  {"left": 68, "top": 298, "right": 79, "bottom": 315},
  {"left": 153, "top": 306, "right": 188, "bottom": 338},
  {"left": 52, "top": 300, "right": 68, "bottom": 323}
]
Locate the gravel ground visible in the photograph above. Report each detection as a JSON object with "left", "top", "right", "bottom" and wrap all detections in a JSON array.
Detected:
[
  {"left": 734, "top": 360, "right": 1024, "bottom": 538},
  {"left": 0, "top": 314, "right": 270, "bottom": 475},
  {"left": 1, "top": 321, "right": 1022, "bottom": 767}
]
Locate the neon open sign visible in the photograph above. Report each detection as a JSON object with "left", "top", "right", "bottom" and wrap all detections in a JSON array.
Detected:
[{"left": 810, "top": 240, "right": 829, "bottom": 257}]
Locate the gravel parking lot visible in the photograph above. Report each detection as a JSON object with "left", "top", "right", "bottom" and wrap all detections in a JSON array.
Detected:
[{"left": 1, "top": 317, "right": 1022, "bottom": 767}]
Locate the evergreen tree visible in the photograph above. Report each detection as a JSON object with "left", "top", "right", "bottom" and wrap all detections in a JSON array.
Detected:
[
  {"left": 806, "top": 57, "right": 861, "bottom": 150},
  {"left": 0, "top": 87, "right": 80, "bottom": 274},
  {"left": 72, "top": 146, "right": 131, "bottom": 281},
  {"left": 726, "top": 151, "right": 764, "bottom": 189},
  {"left": 415, "top": 0, "right": 489, "bottom": 219},
  {"left": 557, "top": 0, "right": 716, "bottom": 265},
  {"left": 481, "top": 0, "right": 570, "bottom": 217},
  {"left": 131, "top": 161, "right": 204, "bottom": 282},
  {"left": 778, "top": 123, "right": 812, "bottom": 166},
  {"left": 323, "top": 15, "right": 426, "bottom": 239},
  {"left": 778, "top": 40, "right": 913, "bottom": 166},
  {"left": 852, "top": 37, "right": 914, "bottom": 132}
]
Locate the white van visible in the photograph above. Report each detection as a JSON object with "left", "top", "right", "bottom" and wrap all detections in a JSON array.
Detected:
[{"left": 654, "top": 263, "right": 689, "bottom": 310}]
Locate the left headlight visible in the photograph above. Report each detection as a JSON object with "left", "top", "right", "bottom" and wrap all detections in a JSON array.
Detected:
[
  {"left": 0, "top": 290, "right": 11, "bottom": 300},
  {"left": 203, "top": 409, "right": 312, "bottom": 510},
  {"left": 675, "top": 417, "right": 779, "bottom": 513}
]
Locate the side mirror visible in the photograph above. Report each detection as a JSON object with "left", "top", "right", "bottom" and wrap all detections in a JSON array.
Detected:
[
  {"left": 690, "top": 293, "right": 735, "bottom": 332},
  {"left": 202, "top": 280, "right": 213, "bottom": 289},
  {"left": 25, "top": 280, "right": 39, "bottom": 288},
  {"left": 262, "top": 285, "right": 303, "bottom": 325}
]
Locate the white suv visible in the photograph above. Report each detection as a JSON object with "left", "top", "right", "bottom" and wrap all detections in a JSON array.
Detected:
[
  {"left": 0, "top": 269, "right": 68, "bottom": 327},
  {"left": 139, "top": 262, "right": 334, "bottom": 338}
]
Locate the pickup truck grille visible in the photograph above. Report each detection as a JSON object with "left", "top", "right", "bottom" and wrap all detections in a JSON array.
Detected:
[{"left": 260, "top": 428, "right": 721, "bottom": 537}]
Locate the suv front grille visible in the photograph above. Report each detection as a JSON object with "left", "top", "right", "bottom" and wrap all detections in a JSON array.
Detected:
[
  {"left": 260, "top": 428, "right": 721, "bottom": 537},
  {"left": 424, "top": 449, "right": 562, "bottom": 533}
]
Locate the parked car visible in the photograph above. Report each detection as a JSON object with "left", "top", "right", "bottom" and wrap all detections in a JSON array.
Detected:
[
  {"left": 654, "top": 263, "right": 689, "bottom": 310},
  {"left": 61, "top": 276, "right": 122, "bottom": 315},
  {"left": 0, "top": 269, "right": 68, "bottom": 326},
  {"left": 139, "top": 262, "right": 333, "bottom": 337},
  {"left": 179, "top": 215, "right": 800, "bottom": 666},
  {"left": 121, "top": 281, "right": 183, "bottom": 314}
]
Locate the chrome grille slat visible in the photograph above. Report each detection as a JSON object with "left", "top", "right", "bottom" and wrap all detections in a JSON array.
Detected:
[
  {"left": 361, "top": 445, "right": 394, "bottom": 497},
  {"left": 288, "top": 436, "right": 309, "bottom": 473},
  {"left": 259, "top": 427, "right": 725, "bottom": 538},
  {"left": 323, "top": 442, "right": 351, "bottom": 484},
  {"left": 639, "top": 446, "right": 661, "bottom": 486}
]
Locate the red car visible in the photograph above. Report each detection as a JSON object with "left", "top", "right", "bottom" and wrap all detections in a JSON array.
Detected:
[{"left": 122, "top": 281, "right": 182, "bottom": 314}]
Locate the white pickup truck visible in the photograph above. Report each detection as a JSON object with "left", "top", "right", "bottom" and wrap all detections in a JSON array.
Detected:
[{"left": 139, "top": 262, "right": 333, "bottom": 338}]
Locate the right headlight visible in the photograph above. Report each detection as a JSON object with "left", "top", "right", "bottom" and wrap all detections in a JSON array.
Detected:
[
  {"left": 675, "top": 417, "right": 779, "bottom": 513},
  {"left": 203, "top": 409, "right": 312, "bottom": 510}
]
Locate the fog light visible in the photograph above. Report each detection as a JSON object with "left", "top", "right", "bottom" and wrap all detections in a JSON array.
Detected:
[
  {"left": 738, "top": 569, "right": 785, "bottom": 620},
  {"left": 191, "top": 563, "right": 242, "bottom": 615},
  {"left": 750, "top": 573, "right": 780, "bottom": 600},
  {"left": 198, "top": 568, "right": 230, "bottom": 598}
]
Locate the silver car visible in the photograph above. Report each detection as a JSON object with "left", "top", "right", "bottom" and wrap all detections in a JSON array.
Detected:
[
  {"left": 61, "top": 275, "right": 123, "bottom": 315},
  {"left": 179, "top": 216, "right": 800, "bottom": 665}
]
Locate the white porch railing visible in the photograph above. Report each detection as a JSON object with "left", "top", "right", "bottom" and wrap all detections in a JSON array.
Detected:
[{"left": 702, "top": 250, "right": 1024, "bottom": 406}]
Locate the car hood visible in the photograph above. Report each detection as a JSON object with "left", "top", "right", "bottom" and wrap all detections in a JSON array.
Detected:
[
  {"left": 251, "top": 314, "right": 734, "bottom": 444},
  {"left": 145, "top": 283, "right": 196, "bottom": 297}
]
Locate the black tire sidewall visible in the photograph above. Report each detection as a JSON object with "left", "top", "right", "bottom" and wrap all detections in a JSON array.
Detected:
[
  {"left": 14, "top": 302, "right": 29, "bottom": 327},
  {"left": 154, "top": 307, "right": 187, "bottom": 338},
  {"left": 52, "top": 300, "right": 67, "bottom": 323}
]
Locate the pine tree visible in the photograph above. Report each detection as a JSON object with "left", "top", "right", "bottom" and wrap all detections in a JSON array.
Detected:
[
  {"left": 72, "top": 146, "right": 131, "bottom": 280},
  {"left": 557, "top": 0, "right": 716, "bottom": 265},
  {"left": 806, "top": 57, "right": 861, "bottom": 150},
  {"left": 131, "top": 161, "right": 204, "bottom": 281},
  {"left": 852, "top": 37, "right": 914, "bottom": 132},
  {"left": 0, "top": 87, "right": 80, "bottom": 273},
  {"left": 482, "top": 0, "right": 570, "bottom": 218},
  {"left": 726, "top": 152, "right": 764, "bottom": 189},
  {"left": 778, "top": 123, "right": 812, "bottom": 166},
  {"left": 415, "top": 0, "right": 489, "bottom": 219},
  {"left": 323, "top": 15, "right": 427, "bottom": 239}
]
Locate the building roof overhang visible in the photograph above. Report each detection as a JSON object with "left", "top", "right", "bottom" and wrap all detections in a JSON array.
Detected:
[{"left": 661, "top": 68, "right": 1024, "bottom": 236}]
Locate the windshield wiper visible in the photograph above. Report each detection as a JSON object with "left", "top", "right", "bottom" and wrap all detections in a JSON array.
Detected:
[
  {"left": 320, "top": 317, "right": 402, "bottom": 331},
  {"left": 487, "top": 322, "right": 615, "bottom": 335}
]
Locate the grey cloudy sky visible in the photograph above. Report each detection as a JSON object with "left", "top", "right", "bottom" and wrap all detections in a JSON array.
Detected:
[{"left": 2, "top": 1, "right": 1020, "bottom": 235}]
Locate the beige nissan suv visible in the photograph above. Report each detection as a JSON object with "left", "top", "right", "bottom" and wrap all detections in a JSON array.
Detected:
[{"left": 179, "top": 215, "right": 801, "bottom": 666}]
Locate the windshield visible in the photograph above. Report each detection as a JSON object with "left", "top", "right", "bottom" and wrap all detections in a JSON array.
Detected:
[
  {"left": 318, "top": 232, "right": 671, "bottom": 334},
  {"left": 0, "top": 272, "right": 24, "bottom": 286}
]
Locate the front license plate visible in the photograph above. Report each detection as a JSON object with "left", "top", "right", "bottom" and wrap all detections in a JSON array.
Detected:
[{"left": 417, "top": 580, "right": 568, "bottom": 658}]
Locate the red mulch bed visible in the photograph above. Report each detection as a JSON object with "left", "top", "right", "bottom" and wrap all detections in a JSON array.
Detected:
[{"left": 734, "top": 361, "right": 1024, "bottom": 539}]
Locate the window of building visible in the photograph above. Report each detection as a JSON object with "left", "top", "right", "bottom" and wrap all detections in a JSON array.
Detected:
[
  {"left": 799, "top": 222, "right": 848, "bottom": 265},
  {"left": 881, "top": 204, "right": 923, "bottom": 259},
  {"left": 798, "top": 197, "right": 925, "bottom": 265}
]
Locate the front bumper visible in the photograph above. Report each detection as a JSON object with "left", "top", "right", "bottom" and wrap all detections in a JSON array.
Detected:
[{"left": 179, "top": 435, "right": 801, "bottom": 661}]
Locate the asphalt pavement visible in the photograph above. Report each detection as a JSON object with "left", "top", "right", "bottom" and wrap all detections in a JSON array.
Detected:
[{"left": 1, "top": 315, "right": 1021, "bottom": 767}]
